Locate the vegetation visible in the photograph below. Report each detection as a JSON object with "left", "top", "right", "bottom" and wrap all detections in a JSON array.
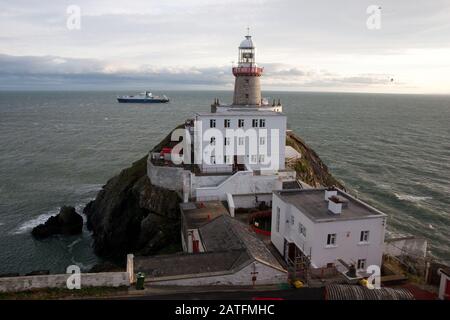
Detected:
[{"left": 0, "top": 286, "right": 128, "bottom": 300}]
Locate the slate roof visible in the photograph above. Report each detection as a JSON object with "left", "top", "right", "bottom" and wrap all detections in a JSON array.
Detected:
[
  {"left": 275, "top": 188, "right": 386, "bottom": 222},
  {"left": 199, "top": 215, "right": 284, "bottom": 271}
]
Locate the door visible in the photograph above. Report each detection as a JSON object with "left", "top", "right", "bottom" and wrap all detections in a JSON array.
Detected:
[
  {"left": 193, "top": 240, "right": 199, "bottom": 253},
  {"left": 445, "top": 279, "right": 450, "bottom": 300}
]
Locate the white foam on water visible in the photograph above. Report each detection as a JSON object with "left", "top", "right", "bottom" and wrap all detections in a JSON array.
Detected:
[
  {"left": 12, "top": 201, "right": 90, "bottom": 235},
  {"left": 12, "top": 209, "right": 59, "bottom": 235},
  {"left": 67, "top": 238, "right": 82, "bottom": 253},
  {"left": 394, "top": 193, "right": 432, "bottom": 202}
]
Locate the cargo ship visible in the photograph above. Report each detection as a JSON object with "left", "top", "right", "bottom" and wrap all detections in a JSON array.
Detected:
[{"left": 117, "top": 91, "right": 170, "bottom": 103}]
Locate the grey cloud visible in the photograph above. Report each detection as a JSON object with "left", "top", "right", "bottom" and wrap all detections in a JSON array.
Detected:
[{"left": 0, "top": 54, "right": 395, "bottom": 90}]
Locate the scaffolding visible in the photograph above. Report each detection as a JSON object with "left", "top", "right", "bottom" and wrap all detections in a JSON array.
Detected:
[{"left": 286, "top": 244, "right": 311, "bottom": 285}]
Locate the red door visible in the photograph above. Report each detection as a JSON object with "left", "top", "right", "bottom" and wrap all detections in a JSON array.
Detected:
[
  {"left": 445, "top": 279, "right": 450, "bottom": 300},
  {"left": 193, "top": 240, "right": 199, "bottom": 253}
]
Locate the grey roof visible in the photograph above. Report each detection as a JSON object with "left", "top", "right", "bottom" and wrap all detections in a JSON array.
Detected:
[
  {"left": 135, "top": 204, "right": 286, "bottom": 278},
  {"left": 134, "top": 251, "right": 250, "bottom": 278},
  {"left": 199, "top": 215, "right": 284, "bottom": 271},
  {"left": 275, "top": 188, "right": 386, "bottom": 223},
  {"left": 195, "top": 110, "right": 284, "bottom": 117},
  {"left": 181, "top": 201, "right": 229, "bottom": 229}
]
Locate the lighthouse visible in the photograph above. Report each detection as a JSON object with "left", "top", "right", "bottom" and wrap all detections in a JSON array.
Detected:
[{"left": 232, "top": 33, "right": 264, "bottom": 106}]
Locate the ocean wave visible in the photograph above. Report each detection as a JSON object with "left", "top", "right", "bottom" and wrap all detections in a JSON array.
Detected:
[
  {"left": 67, "top": 238, "right": 82, "bottom": 253},
  {"left": 12, "top": 210, "right": 58, "bottom": 235},
  {"left": 12, "top": 202, "right": 89, "bottom": 235},
  {"left": 394, "top": 193, "right": 432, "bottom": 202},
  {"left": 74, "top": 184, "right": 103, "bottom": 196}
]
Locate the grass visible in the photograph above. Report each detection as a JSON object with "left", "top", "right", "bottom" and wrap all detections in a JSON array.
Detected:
[{"left": 0, "top": 286, "right": 129, "bottom": 300}]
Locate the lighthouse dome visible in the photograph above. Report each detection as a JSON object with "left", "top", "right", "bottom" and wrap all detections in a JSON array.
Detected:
[{"left": 239, "top": 35, "right": 254, "bottom": 48}]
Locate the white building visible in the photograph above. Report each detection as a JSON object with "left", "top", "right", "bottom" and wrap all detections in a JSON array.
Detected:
[
  {"left": 148, "top": 32, "right": 296, "bottom": 202},
  {"left": 271, "top": 188, "right": 387, "bottom": 276}
]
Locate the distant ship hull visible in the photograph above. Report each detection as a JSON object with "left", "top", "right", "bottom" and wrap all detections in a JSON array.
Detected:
[{"left": 117, "top": 97, "right": 170, "bottom": 103}]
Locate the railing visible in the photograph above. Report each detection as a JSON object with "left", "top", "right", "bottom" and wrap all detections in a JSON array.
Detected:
[{"left": 232, "top": 67, "right": 264, "bottom": 76}]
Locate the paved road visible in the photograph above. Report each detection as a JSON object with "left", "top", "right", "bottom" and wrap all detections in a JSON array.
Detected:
[{"left": 126, "top": 288, "right": 324, "bottom": 300}]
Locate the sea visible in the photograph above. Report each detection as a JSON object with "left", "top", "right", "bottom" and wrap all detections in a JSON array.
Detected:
[{"left": 0, "top": 90, "right": 449, "bottom": 274}]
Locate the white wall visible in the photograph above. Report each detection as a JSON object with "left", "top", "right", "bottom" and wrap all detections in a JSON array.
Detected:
[
  {"left": 271, "top": 193, "right": 386, "bottom": 271},
  {"left": 0, "top": 272, "right": 130, "bottom": 293},
  {"left": 148, "top": 261, "right": 286, "bottom": 286},
  {"left": 438, "top": 271, "right": 450, "bottom": 300},
  {"left": 232, "top": 193, "right": 272, "bottom": 209},
  {"left": 195, "top": 113, "right": 286, "bottom": 172},
  {"left": 196, "top": 171, "right": 282, "bottom": 201},
  {"left": 311, "top": 218, "right": 385, "bottom": 271}
]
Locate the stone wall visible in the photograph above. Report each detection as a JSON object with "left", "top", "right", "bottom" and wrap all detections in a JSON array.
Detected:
[
  {"left": 147, "top": 159, "right": 191, "bottom": 201},
  {"left": 233, "top": 76, "right": 261, "bottom": 106},
  {"left": 0, "top": 272, "right": 130, "bottom": 293},
  {"left": 196, "top": 171, "right": 281, "bottom": 201}
]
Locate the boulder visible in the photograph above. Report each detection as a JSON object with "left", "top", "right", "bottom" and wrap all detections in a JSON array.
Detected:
[{"left": 31, "top": 206, "right": 83, "bottom": 239}]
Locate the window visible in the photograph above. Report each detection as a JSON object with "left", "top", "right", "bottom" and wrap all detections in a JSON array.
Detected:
[
  {"left": 224, "top": 137, "right": 230, "bottom": 145},
  {"left": 259, "top": 137, "right": 266, "bottom": 145},
  {"left": 259, "top": 119, "right": 266, "bottom": 127},
  {"left": 238, "top": 137, "right": 245, "bottom": 145},
  {"left": 224, "top": 155, "right": 230, "bottom": 164},
  {"left": 210, "top": 119, "right": 216, "bottom": 128},
  {"left": 245, "top": 94, "right": 249, "bottom": 99},
  {"left": 251, "top": 155, "right": 257, "bottom": 163},
  {"left": 258, "top": 154, "right": 265, "bottom": 163},
  {"left": 210, "top": 155, "right": 216, "bottom": 164},
  {"left": 326, "top": 233, "right": 337, "bottom": 246},
  {"left": 252, "top": 119, "right": 258, "bottom": 127},
  {"left": 276, "top": 208, "right": 280, "bottom": 233},
  {"left": 238, "top": 119, "right": 245, "bottom": 127},
  {"left": 298, "top": 222, "right": 307, "bottom": 237},
  {"left": 210, "top": 137, "right": 216, "bottom": 145},
  {"left": 245, "top": 79, "right": 249, "bottom": 84},
  {"left": 360, "top": 230, "right": 370, "bottom": 243},
  {"left": 224, "top": 119, "right": 230, "bottom": 128},
  {"left": 357, "top": 259, "right": 367, "bottom": 270}
]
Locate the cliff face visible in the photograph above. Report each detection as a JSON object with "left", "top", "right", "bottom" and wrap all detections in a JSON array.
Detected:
[
  {"left": 84, "top": 155, "right": 181, "bottom": 260},
  {"left": 84, "top": 128, "right": 343, "bottom": 260},
  {"left": 286, "top": 131, "right": 344, "bottom": 189}
]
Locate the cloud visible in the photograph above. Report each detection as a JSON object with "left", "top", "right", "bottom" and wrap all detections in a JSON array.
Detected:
[{"left": 0, "top": 54, "right": 397, "bottom": 90}]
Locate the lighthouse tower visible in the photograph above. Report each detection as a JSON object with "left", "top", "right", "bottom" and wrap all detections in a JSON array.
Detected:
[{"left": 232, "top": 33, "right": 264, "bottom": 106}]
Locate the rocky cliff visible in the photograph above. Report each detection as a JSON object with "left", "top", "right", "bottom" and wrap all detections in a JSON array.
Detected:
[
  {"left": 286, "top": 131, "right": 344, "bottom": 189},
  {"left": 84, "top": 127, "right": 343, "bottom": 260},
  {"left": 84, "top": 154, "right": 181, "bottom": 260}
]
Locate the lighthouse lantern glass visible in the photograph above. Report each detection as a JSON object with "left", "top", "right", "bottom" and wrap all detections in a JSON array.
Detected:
[{"left": 239, "top": 48, "right": 255, "bottom": 66}]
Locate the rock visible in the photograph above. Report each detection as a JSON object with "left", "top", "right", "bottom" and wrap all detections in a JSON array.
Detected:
[
  {"left": 25, "top": 270, "right": 50, "bottom": 276},
  {"left": 286, "top": 131, "right": 345, "bottom": 189},
  {"left": 84, "top": 155, "right": 181, "bottom": 260},
  {"left": 0, "top": 273, "right": 20, "bottom": 278},
  {"left": 31, "top": 206, "right": 83, "bottom": 239}
]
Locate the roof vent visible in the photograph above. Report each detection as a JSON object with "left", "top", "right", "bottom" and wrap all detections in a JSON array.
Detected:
[
  {"left": 325, "top": 189, "right": 338, "bottom": 201},
  {"left": 328, "top": 195, "right": 344, "bottom": 215}
]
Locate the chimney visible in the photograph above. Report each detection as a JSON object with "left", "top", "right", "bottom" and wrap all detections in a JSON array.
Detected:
[
  {"left": 324, "top": 189, "right": 337, "bottom": 201},
  {"left": 328, "top": 195, "right": 343, "bottom": 214}
]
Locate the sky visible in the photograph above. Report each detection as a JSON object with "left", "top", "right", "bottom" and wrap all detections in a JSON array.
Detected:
[{"left": 1, "top": 0, "right": 450, "bottom": 93}]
